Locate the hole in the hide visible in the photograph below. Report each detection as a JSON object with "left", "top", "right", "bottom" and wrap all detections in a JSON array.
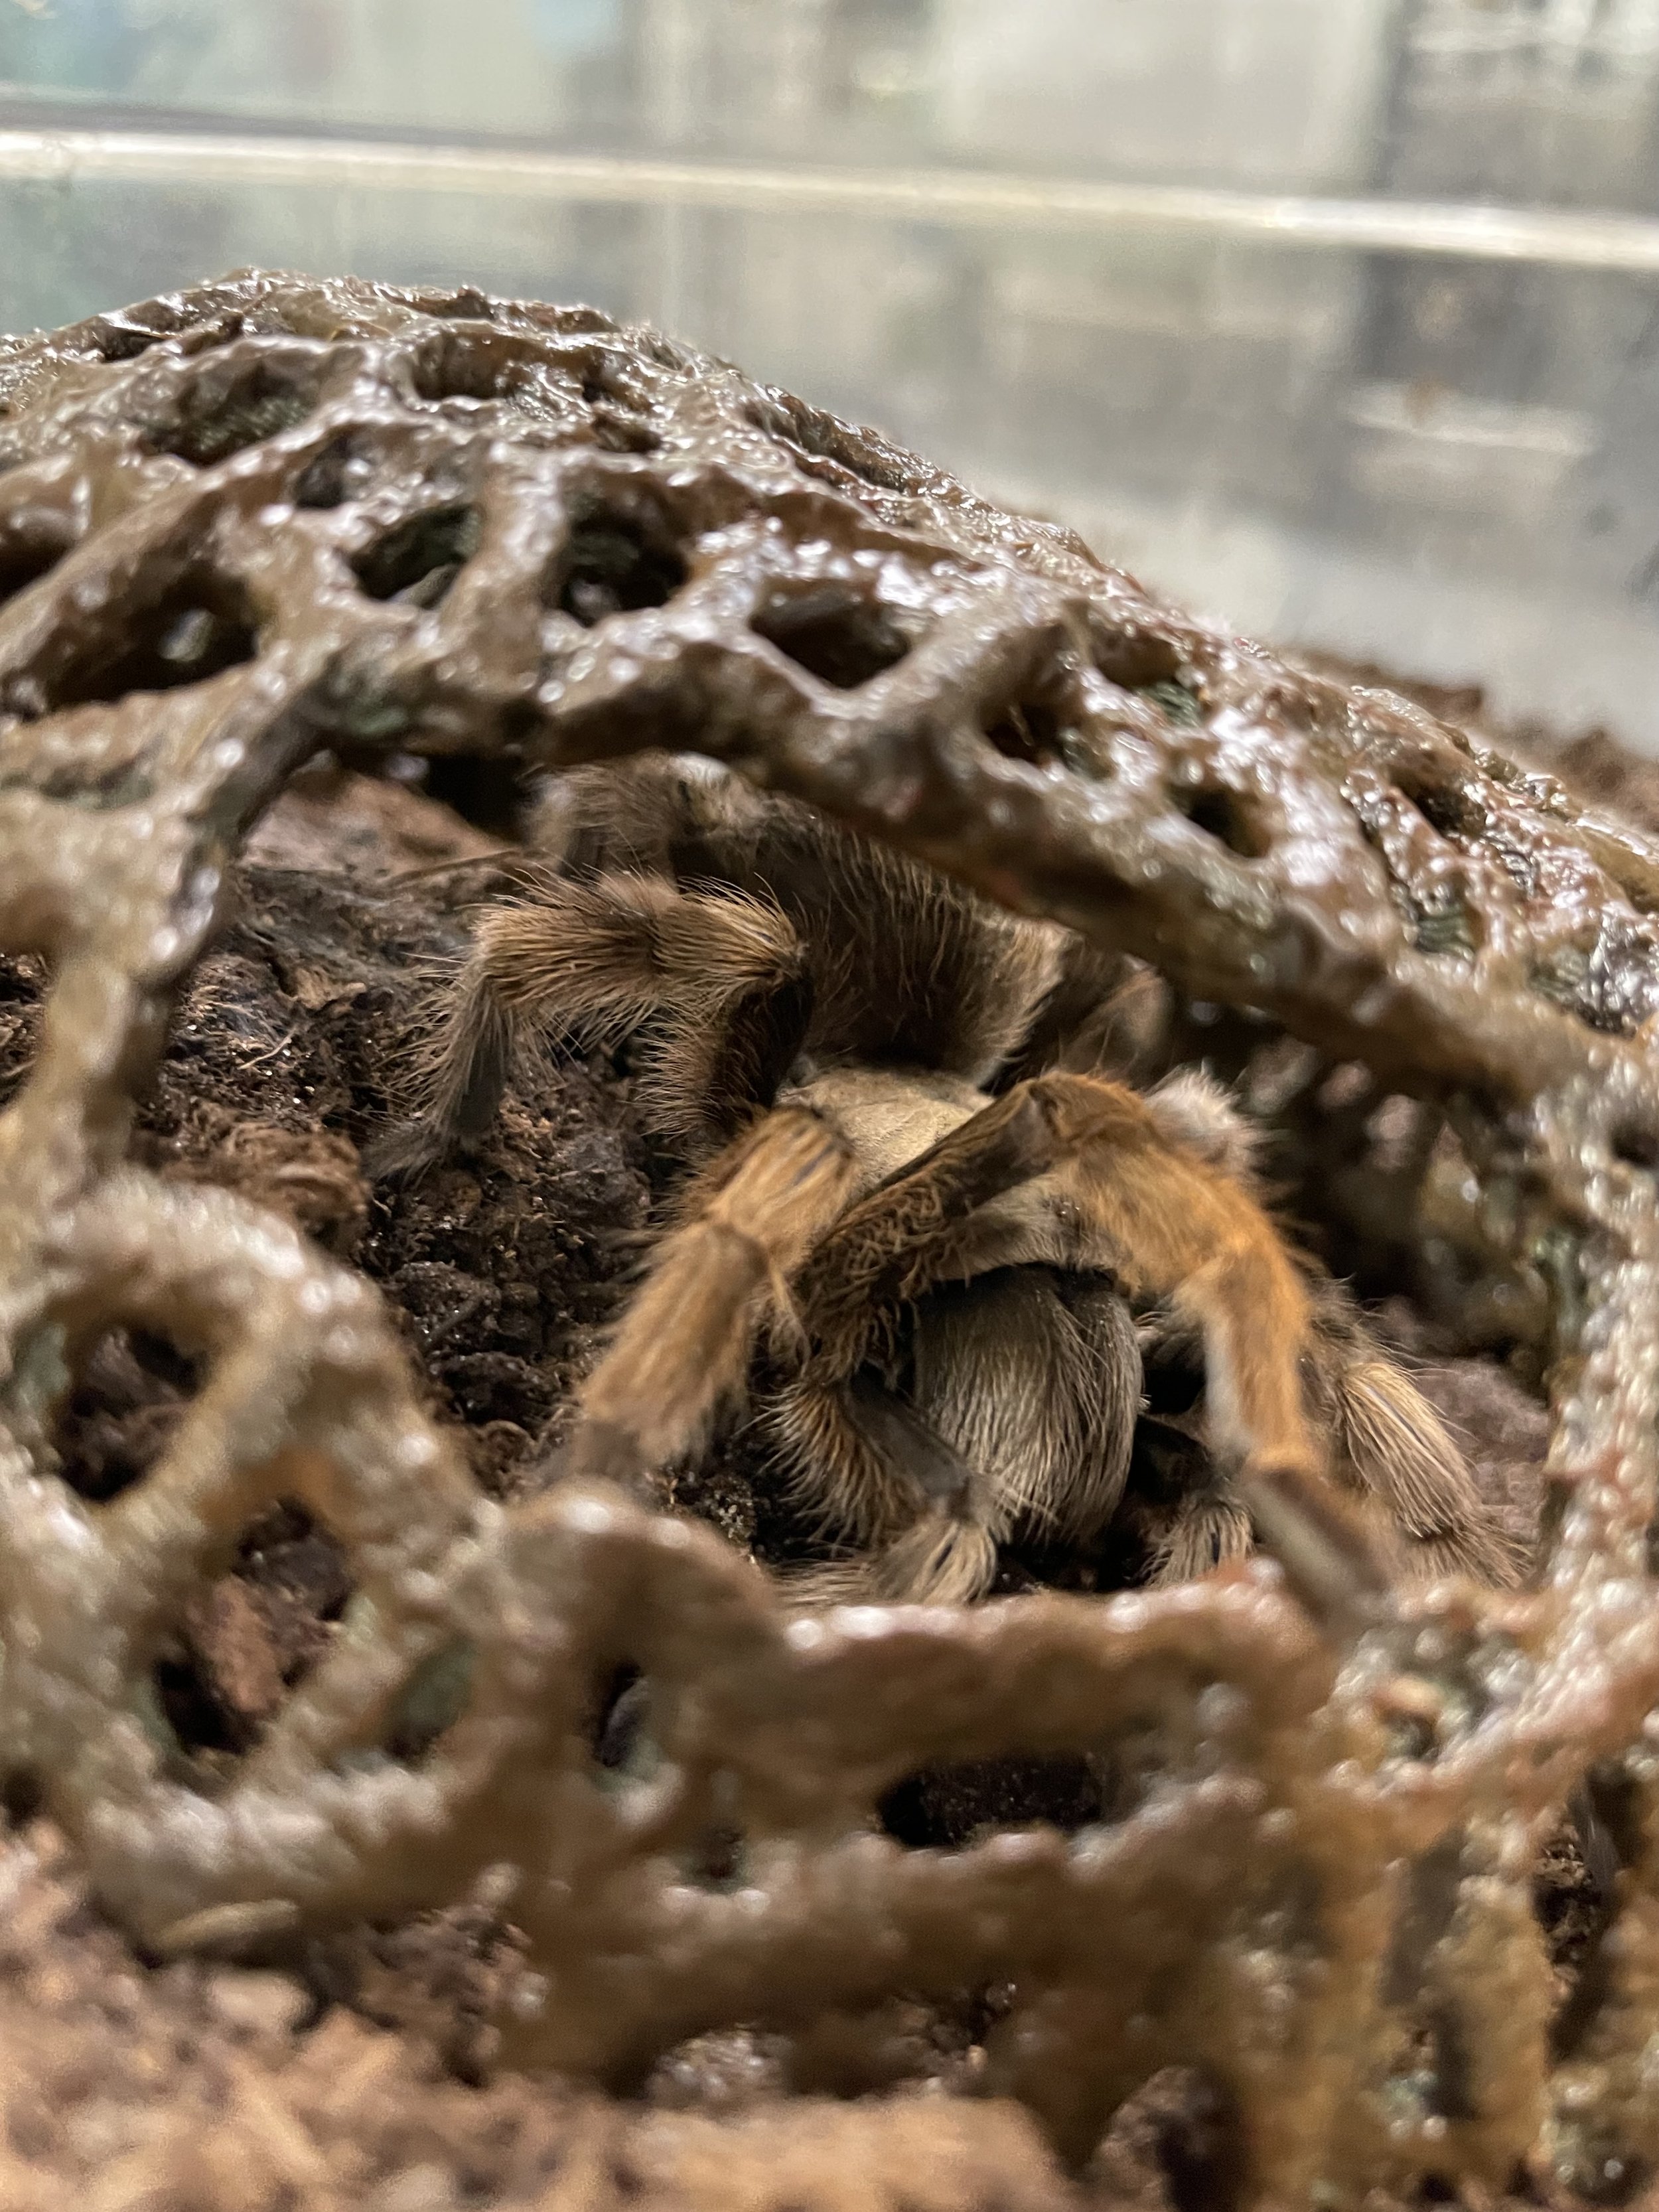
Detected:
[
  {"left": 877, "top": 1754, "right": 1105, "bottom": 1850},
  {"left": 1536, "top": 1806, "right": 1609, "bottom": 1984},
  {"left": 554, "top": 510, "right": 687, "bottom": 627},
  {"left": 1530, "top": 948, "right": 1586, "bottom": 1016},
  {"left": 0, "top": 953, "right": 42, "bottom": 1004},
  {"left": 416, "top": 754, "right": 534, "bottom": 838},
  {"left": 1419, "top": 2001, "right": 1477, "bottom": 2126},
  {"left": 409, "top": 333, "right": 513, "bottom": 406},
  {"left": 235, "top": 1501, "right": 354, "bottom": 1631},
  {"left": 1408, "top": 894, "right": 1477, "bottom": 960},
  {"left": 80, "top": 305, "right": 246, "bottom": 365},
  {"left": 1, "top": 1769, "right": 44, "bottom": 1828},
  {"left": 1096, "top": 2070, "right": 1215, "bottom": 2212},
  {"left": 0, "top": 514, "right": 76, "bottom": 607},
  {"left": 751, "top": 585, "right": 909, "bottom": 690},
  {"left": 1396, "top": 772, "right": 1480, "bottom": 842},
  {"left": 1171, "top": 782, "right": 1270, "bottom": 859},
  {"left": 1092, "top": 630, "right": 1183, "bottom": 693},
  {"left": 29, "top": 571, "right": 259, "bottom": 713},
  {"left": 589, "top": 414, "right": 662, "bottom": 455},
  {"left": 1561, "top": 2144, "right": 1652, "bottom": 2210},
  {"left": 580, "top": 371, "right": 662, "bottom": 455},
  {"left": 293, "top": 433, "right": 378, "bottom": 511},
  {"left": 682, "top": 1826, "right": 745, "bottom": 1889},
  {"left": 587, "top": 1662, "right": 672, "bottom": 1797},
  {"left": 351, "top": 504, "right": 482, "bottom": 608},
  {"left": 384, "top": 1639, "right": 476, "bottom": 1763},
  {"left": 1530, "top": 931, "right": 1659, "bottom": 1037},
  {"left": 421, "top": 285, "right": 495, "bottom": 322},
  {"left": 53, "top": 1327, "right": 200, "bottom": 1502},
  {"left": 1612, "top": 1119, "right": 1659, "bottom": 1170},
  {"left": 1141, "top": 676, "right": 1204, "bottom": 729},
  {"left": 1131, "top": 2069, "right": 1247, "bottom": 2212},
  {"left": 155, "top": 1503, "right": 355, "bottom": 1762},
  {"left": 589, "top": 1661, "right": 646, "bottom": 1770},
  {"left": 0, "top": 954, "right": 44, "bottom": 1108},
  {"left": 1056, "top": 723, "right": 1117, "bottom": 778},
  {"left": 579, "top": 362, "right": 638, "bottom": 414},
  {"left": 1583, "top": 1761, "right": 1645, "bottom": 1876},
  {"left": 154, "top": 1650, "right": 249, "bottom": 1758},
  {"left": 17, "top": 743, "right": 160, "bottom": 811},
  {"left": 86, "top": 315, "right": 178, "bottom": 363},
  {"left": 145, "top": 362, "right": 315, "bottom": 466},
  {"left": 984, "top": 696, "right": 1064, "bottom": 767},
  {"left": 642, "top": 2028, "right": 791, "bottom": 2112}
]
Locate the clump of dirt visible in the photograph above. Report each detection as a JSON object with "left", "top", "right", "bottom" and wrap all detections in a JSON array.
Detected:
[
  {"left": 5, "top": 763, "right": 659, "bottom": 1763},
  {"left": 150, "top": 763, "right": 650, "bottom": 1499}
]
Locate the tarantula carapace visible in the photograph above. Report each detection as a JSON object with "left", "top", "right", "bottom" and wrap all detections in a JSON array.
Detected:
[{"left": 374, "top": 752, "right": 1513, "bottom": 1605}]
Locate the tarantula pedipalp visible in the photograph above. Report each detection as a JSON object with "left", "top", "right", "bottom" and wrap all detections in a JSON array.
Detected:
[{"left": 373, "top": 753, "right": 1514, "bottom": 1605}]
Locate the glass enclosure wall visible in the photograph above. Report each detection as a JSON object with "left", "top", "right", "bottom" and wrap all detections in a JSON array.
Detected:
[{"left": 3, "top": 0, "right": 1657, "bottom": 743}]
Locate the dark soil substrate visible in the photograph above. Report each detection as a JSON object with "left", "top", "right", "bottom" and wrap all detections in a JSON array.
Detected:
[{"left": 0, "top": 709, "right": 1629, "bottom": 2211}]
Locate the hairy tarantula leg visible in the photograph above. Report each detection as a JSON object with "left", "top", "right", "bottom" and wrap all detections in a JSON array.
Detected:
[
  {"left": 1025, "top": 1071, "right": 1325, "bottom": 1477},
  {"left": 367, "top": 941, "right": 514, "bottom": 1183},
  {"left": 1150, "top": 1491, "right": 1256, "bottom": 1585},
  {"left": 553, "top": 1106, "right": 860, "bottom": 1490},
  {"left": 1139, "top": 1083, "right": 1514, "bottom": 1594},
  {"left": 368, "top": 873, "right": 809, "bottom": 1179},
  {"left": 1301, "top": 1290, "right": 1522, "bottom": 1589}
]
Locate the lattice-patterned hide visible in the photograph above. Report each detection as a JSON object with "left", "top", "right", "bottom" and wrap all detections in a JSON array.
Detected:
[{"left": 1, "top": 273, "right": 1657, "bottom": 2208}]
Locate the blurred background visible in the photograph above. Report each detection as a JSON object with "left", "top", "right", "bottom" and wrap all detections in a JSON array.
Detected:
[{"left": 3, "top": 0, "right": 1658, "bottom": 743}]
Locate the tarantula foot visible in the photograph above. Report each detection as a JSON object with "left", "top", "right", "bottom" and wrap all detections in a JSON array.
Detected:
[
  {"left": 1242, "top": 1457, "right": 1396, "bottom": 1633},
  {"left": 546, "top": 1416, "right": 652, "bottom": 1492},
  {"left": 362, "top": 1114, "right": 457, "bottom": 1187},
  {"left": 866, "top": 1514, "right": 1001, "bottom": 1605},
  {"left": 1149, "top": 1493, "right": 1255, "bottom": 1585},
  {"left": 780, "top": 1513, "right": 1000, "bottom": 1609}
]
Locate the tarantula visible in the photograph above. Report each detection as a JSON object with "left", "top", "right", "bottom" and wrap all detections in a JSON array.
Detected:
[{"left": 372, "top": 752, "right": 1514, "bottom": 1606}]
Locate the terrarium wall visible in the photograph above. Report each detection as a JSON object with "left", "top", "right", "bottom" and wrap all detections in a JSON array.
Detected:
[{"left": 2, "top": 0, "right": 1658, "bottom": 748}]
